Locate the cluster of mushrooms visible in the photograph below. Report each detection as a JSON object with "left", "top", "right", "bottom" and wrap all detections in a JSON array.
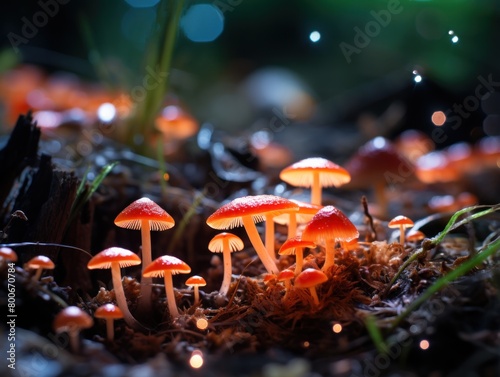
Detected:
[{"left": 15, "top": 154, "right": 425, "bottom": 355}]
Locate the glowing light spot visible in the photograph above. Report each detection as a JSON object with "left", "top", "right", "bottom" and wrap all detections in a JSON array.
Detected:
[
  {"left": 431, "top": 111, "right": 446, "bottom": 126},
  {"left": 332, "top": 323, "right": 342, "bottom": 333},
  {"left": 373, "top": 136, "right": 387, "bottom": 149},
  {"left": 163, "top": 173, "right": 170, "bottom": 182},
  {"left": 419, "top": 339, "right": 430, "bottom": 350},
  {"left": 448, "top": 30, "right": 454, "bottom": 35},
  {"left": 181, "top": 4, "right": 224, "bottom": 42},
  {"left": 414, "top": 75, "right": 422, "bottom": 83},
  {"left": 196, "top": 318, "right": 208, "bottom": 330},
  {"left": 302, "top": 341, "right": 310, "bottom": 348},
  {"left": 189, "top": 350, "right": 204, "bottom": 369},
  {"left": 451, "top": 35, "right": 459, "bottom": 43},
  {"left": 309, "top": 31, "right": 321, "bottom": 42},
  {"left": 97, "top": 103, "right": 117, "bottom": 123}
]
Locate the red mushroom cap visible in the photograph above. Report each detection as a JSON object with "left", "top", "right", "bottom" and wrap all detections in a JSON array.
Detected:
[
  {"left": 26, "top": 255, "right": 55, "bottom": 270},
  {"left": 294, "top": 268, "right": 328, "bottom": 289},
  {"left": 206, "top": 195, "right": 299, "bottom": 229},
  {"left": 302, "top": 206, "right": 359, "bottom": 243},
  {"left": 185, "top": 275, "right": 207, "bottom": 287},
  {"left": 143, "top": 255, "right": 191, "bottom": 277},
  {"left": 388, "top": 215, "right": 414, "bottom": 229},
  {"left": 279, "top": 157, "right": 351, "bottom": 188},
  {"left": 0, "top": 247, "right": 18, "bottom": 262},
  {"left": 94, "top": 303, "right": 124, "bottom": 320},
  {"left": 87, "top": 247, "right": 141, "bottom": 269},
  {"left": 277, "top": 269, "right": 295, "bottom": 282},
  {"left": 114, "top": 197, "right": 175, "bottom": 231},
  {"left": 278, "top": 237, "right": 316, "bottom": 256},
  {"left": 53, "top": 306, "right": 94, "bottom": 333}
]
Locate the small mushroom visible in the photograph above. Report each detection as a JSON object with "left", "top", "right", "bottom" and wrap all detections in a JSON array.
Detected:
[
  {"left": 208, "top": 232, "right": 244, "bottom": 296},
  {"left": 277, "top": 269, "right": 295, "bottom": 299},
  {"left": 94, "top": 303, "right": 124, "bottom": 341},
  {"left": 273, "top": 199, "right": 322, "bottom": 238},
  {"left": 53, "top": 306, "right": 94, "bottom": 354},
  {"left": 25, "top": 255, "right": 55, "bottom": 281},
  {"left": 388, "top": 215, "right": 414, "bottom": 245},
  {"left": 279, "top": 157, "right": 351, "bottom": 206},
  {"left": 87, "top": 247, "right": 142, "bottom": 330},
  {"left": 0, "top": 247, "right": 18, "bottom": 263},
  {"left": 278, "top": 237, "right": 316, "bottom": 275},
  {"left": 302, "top": 206, "right": 359, "bottom": 272},
  {"left": 185, "top": 275, "right": 207, "bottom": 306},
  {"left": 294, "top": 268, "right": 328, "bottom": 307},
  {"left": 143, "top": 255, "right": 191, "bottom": 319}
]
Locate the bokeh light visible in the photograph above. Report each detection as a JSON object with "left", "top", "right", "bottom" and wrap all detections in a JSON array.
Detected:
[
  {"left": 189, "top": 350, "right": 204, "bottom": 369},
  {"left": 419, "top": 339, "right": 430, "bottom": 350},
  {"left": 309, "top": 31, "right": 321, "bottom": 42},
  {"left": 181, "top": 4, "right": 224, "bottom": 42},
  {"left": 431, "top": 111, "right": 446, "bottom": 126}
]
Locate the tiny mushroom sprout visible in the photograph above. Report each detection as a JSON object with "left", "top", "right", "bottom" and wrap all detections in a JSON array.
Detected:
[
  {"left": 277, "top": 269, "right": 295, "bottom": 298},
  {"left": 87, "top": 247, "right": 143, "bottom": 330},
  {"left": 114, "top": 197, "right": 175, "bottom": 313},
  {"left": 94, "top": 303, "right": 124, "bottom": 341},
  {"left": 273, "top": 199, "right": 322, "bottom": 238},
  {"left": 206, "top": 195, "right": 299, "bottom": 275},
  {"left": 302, "top": 206, "right": 359, "bottom": 272},
  {"left": 0, "top": 247, "right": 18, "bottom": 262},
  {"left": 278, "top": 236, "right": 316, "bottom": 275},
  {"left": 406, "top": 229, "right": 425, "bottom": 244},
  {"left": 185, "top": 275, "right": 207, "bottom": 306},
  {"left": 25, "top": 255, "right": 55, "bottom": 281},
  {"left": 279, "top": 157, "right": 351, "bottom": 206},
  {"left": 388, "top": 215, "right": 414, "bottom": 245},
  {"left": 143, "top": 255, "right": 191, "bottom": 319},
  {"left": 208, "top": 232, "right": 244, "bottom": 296},
  {"left": 53, "top": 306, "right": 94, "bottom": 354},
  {"left": 294, "top": 268, "right": 328, "bottom": 307}
]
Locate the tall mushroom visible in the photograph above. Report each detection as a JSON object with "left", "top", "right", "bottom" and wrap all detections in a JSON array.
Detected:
[
  {"left": 279, "top": 157, "right": 351, "bottom": 206},
  {"left": 185, "top": 275, "right": 206, "bottom": 306},
  {"left": 279, "top": 237, "right": 316, "bottom": 275},
  {"left": 143, "top": 255, "right": 191, "bottom": 319},
  {"left": 114, "top": 197, "right": 175, "bottom": 314},
  {"left": 208, "top": 232, "right": 244, "bottom": 296},
  {"left": 206, "top": 195, "right": 299, "bottom": 275},
  {"left": 87, "top": 247, "right": 143, "bottom": 330},
  {"left": 302, "top": 206, "right": 359, "bottom": 272}
]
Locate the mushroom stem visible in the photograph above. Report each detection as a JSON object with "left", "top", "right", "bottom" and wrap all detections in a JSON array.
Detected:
[
  {"left": 287, "top": 214, "right": 297, "bottom": 239},
  {"left": 138, "top": 220, "right": 152, "bottom": 314},
  {"left": 105, "top": 318, "right": 115, "bottom": 341},
  {"left": 110, "top": 263, "right": 143, "bottom": 331},
  {"left": 398, "top": 225, "right": 406, "bottom": 245},
  {"left": 294, "top": 248, "right": 304, "bottom": 275},
  {"left": 219, "top": 238, "right": 232, "bottom": 296},
  {"left": 242, "top": 216, "right": 279, "bottom": 274},
  {"left": 33, "top": 268, "right": 44, "bottom": 281},
  {"left": 193, "top": 287, "right": 200, "bottom": 306},
  {"left": 265, "top": 214, "right": 278, "bottom": 261},
  {"left": 68, "top": 329, "right": 81, "bottom": 354},
  {"left": 322, "top": 238, "right": 336, "bottom": 272},
  {"left": 163, "top": 272, "right": 180, "bottom": 318},
  {"left": 373, "top": 180, "right": 388, "bottom": 219},
  {"left": 308, "top": 287, "right": 320, "bottom": 306},
  {"left": 311, "top": 171, "right": 321, "bottom": 206}
]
